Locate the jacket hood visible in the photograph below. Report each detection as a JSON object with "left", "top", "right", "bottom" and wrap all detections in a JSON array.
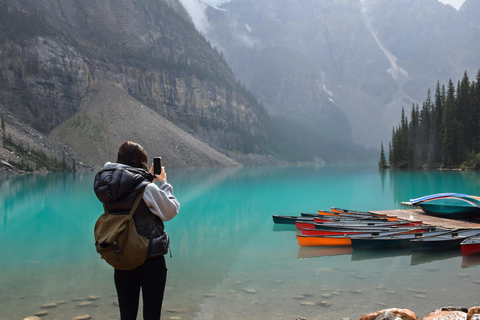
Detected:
[{"left": 94, "top": 163, "right": 153, "bottom": 203}]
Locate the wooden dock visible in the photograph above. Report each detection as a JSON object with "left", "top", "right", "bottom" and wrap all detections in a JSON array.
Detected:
[{"left": 371, "top": 208, "right": 480, "bottom": 229}]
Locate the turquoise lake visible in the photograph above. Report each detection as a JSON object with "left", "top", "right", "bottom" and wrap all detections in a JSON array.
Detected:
[{"left": 2, "top": 164, "right": 480, "bottom": 320}]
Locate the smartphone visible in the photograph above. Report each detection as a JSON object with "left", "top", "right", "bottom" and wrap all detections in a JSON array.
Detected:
[{"left": 153, "top": 157, "right": 162, "bottom": 175}]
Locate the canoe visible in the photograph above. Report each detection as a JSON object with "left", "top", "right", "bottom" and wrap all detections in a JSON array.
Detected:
[
  {"left": 294, "top": 217, "right": 405, "bottom": 231},
  {"left": 330, "top": 207, "right": 370, "bottom": 214},
  {"left": 302, "top": 212, "right": 389, "bottom": 222},
  {"left": 272, "top": 215, "right": 313, "bottom": 225},
  {"left": 319, "top": 209, "right": 399, "bottom": 222},
  {"left": 301, "top": 226, "right": 436, "bottom": 236},
  {"left": 297, "top": 229, "right": 422, "bottom": 247},
  {"left": 312, "top": 220, "right": 422, "bottom": 231},
  {"left": 460, "top": 237, "right": 480, "bottom": 256},
  {"left": 313, "top": 217, "right": 389, "bottom": 223},
  {"left": 410, "top": 193, "right": 480, "bottom": 218},
  {"left": 410, "top": 229, "right": 480, "bottom": 252},
  {"left": 350, "top": 230, "right": 455, "bottom": 250},
  {"left": 275, "top": 213, "right": 391, "bottom": 225}
]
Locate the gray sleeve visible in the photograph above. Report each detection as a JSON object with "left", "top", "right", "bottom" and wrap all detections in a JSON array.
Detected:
[{"left": 143, "top": 181, "right": 180, "bottom": 221}]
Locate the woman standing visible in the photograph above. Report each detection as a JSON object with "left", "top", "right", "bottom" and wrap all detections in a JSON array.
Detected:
[{"left": 94, "top": 141, "right": 180, "bottom": 320}]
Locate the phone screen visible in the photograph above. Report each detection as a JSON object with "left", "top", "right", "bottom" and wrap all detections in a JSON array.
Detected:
[{"left": 154, "top": 157, "right": 162, "bottom": 175}]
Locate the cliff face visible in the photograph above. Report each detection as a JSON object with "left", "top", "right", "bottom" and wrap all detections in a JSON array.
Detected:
[{"left": 0, "top": 0, "right": 265, "bottom": 154}]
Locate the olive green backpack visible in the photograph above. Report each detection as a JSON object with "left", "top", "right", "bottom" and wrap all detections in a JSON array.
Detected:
[{"left": 94, "top": 188, "right": 149, "bottom": 270}]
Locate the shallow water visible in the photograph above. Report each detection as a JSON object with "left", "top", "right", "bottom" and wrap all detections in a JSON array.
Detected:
[{"left": 2, "top": 165, "right": 480, "bottom": 320}]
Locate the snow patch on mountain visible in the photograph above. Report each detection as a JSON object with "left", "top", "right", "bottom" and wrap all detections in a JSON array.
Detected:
[{"left": 360, "top": 0, "right": 408, "bottom": 81}]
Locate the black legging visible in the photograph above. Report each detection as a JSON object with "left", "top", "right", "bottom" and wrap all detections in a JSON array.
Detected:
[{"left": 114, "top": 256, "right": 168, "bottom": 320}]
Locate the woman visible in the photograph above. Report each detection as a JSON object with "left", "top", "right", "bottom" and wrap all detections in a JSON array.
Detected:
[{"left": 94, "top": 141, "right": 180, "bottom": 320}]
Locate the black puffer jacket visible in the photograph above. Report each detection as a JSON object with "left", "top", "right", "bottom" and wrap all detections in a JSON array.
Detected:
[{"left": 94, "top": 166, "right": 166, "bottom": 258}]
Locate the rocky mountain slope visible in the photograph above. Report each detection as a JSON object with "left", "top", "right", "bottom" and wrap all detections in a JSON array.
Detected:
[
  {"left": 49, "top": 81, "right": 242, "bottom": 169},
  {"left": 204, "top": 0, "right": 480, "bottom": 147},
  {"left": 0, "top": 0, "right": 282, "bottom": 172}
]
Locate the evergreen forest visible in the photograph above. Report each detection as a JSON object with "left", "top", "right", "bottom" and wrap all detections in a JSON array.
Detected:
[{"left": 379, "top": 70, "right": 480, "bottom": 169}]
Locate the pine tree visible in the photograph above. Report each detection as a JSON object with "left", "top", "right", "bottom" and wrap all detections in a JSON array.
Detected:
[
  {"left": 442, "top": 79, "right": 462, "bottom": 167},
  {"left": 378, "top": 142, "right": 388, "bottom": 168}
]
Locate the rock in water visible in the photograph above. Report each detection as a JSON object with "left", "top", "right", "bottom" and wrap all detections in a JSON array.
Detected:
[{"left": 359, "top": 308, "right": 417, "bottom": 320}]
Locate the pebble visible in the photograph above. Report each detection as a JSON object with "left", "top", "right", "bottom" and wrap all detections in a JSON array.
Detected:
[
  {"left": 57, "top": 300, "right": 68, "bottom": 304},
  {"left": 34, "top": 310, "right": 48, "bottom": 316},
  {"left": 203, "top": 294, "right": 215, "bottom": 298},
  {"left": 321, "top": 294, "right": 332, "bottom": 298},
  {"left": 41, "top": 303, "right": 57, "bottom": 309},
  {"left": 24, "top": 317, "right": 41, "bottom": 320},
  {"left": 473, "top": 280, "right": 480, "bottom": 284},
  {"left": 77, "top": 301, "right": 93, "bottom": 307},
  {"left": 458, "top": 273, "right": 470, "bottom": 278},
  {"left": 317, "top": 301, "right": 331, "bottom": 307},
  {"left": 349, "top": 289, "right": 363, "bottom": 294},
  {"left": 300, "top": 301, "right": 315, "bottom": 306},
  {"left": 415, "top": 294, "right": 426, "bottom": 299},
  {"left": 87, "top": 295, "right": 100, "bottom": 300},
  {"left": 425, "top": 266, "right": 438, "bottom": 271},
  {"left": 407, "top": 288, "right": 426, "bottom": 294},
  {"left": 386, "top": 291, "right": 397, "bottom": 294},
  {"left": 243, "top": 288, "right": 257, "bottom": 294},
  {"left": 72, "top": 316, "right": 91, "bottom": 320}
]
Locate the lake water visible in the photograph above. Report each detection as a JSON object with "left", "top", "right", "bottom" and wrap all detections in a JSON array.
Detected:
[{"left": 2, "top": 164, "right": 480, "bottom": 320}]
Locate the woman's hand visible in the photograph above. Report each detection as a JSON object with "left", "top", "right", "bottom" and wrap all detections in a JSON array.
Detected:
[{"left": 149, "top": 163, "right": 167, "bottom": 182}]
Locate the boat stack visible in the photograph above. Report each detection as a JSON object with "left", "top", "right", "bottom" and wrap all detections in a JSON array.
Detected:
[{"left": 272, "top": 206, "right": 480, "bottom": 255}]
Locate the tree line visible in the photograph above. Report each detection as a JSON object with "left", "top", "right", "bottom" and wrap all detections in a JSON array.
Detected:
[{"left": 379, "top": 69, "right": 480, "bottom": 169}]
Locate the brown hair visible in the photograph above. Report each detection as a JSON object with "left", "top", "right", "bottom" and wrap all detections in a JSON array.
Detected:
[{"left": 116, "top": 141, "right": 148, "bottom": 170}]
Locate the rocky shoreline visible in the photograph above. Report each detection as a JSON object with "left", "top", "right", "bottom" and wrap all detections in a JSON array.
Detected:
[
  {"left": 22, "top": 305, "right": 480, "bottom": 320},
  {"left": 358, "top": 306, "right": 480, "bottom": 320}
]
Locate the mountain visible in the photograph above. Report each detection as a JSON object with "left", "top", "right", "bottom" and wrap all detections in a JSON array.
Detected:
[
  {"left": 0, "top": 0, "right": 282, "bottom": 171},
  {"left": 203, "top": 0, "right": 480, "bottom": 147}
]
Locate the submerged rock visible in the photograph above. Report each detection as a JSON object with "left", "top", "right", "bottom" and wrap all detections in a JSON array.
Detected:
[
  {"left": 316, "top": 301, "right": 331, "bottom": 307},
  {"left": 24, "top": 317, "right": 42, "bottom": 320},
  {"left": 359, "top": 308, "right": 417, "bottom": 320}
]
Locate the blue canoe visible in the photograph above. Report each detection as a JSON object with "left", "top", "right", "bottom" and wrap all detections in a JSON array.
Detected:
[{"left": 410, "top": 193, "right": 480, "bottom": 218}]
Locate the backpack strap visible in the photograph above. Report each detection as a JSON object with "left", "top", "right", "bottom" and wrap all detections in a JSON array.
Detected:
[
  {"left": 103, "top": 187, "right": 146, "bottom": 217},
  {"left": 128, "top": 188, "right": 146, "bottom": 219}
]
